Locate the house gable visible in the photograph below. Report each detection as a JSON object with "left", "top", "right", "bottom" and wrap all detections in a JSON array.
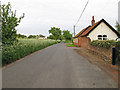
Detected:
[
  {"left": 85, "top": 19, "right": 120, "bottom": 38},
  {"left": 87, "top": 21, "right": 119, "bottom": 41}
]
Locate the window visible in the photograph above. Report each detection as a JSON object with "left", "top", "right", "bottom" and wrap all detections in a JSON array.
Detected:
[
  {"left": 98, "top": 35, "right": 107, "bottom": 40},
  {"left": 98, "top": 35, "right": 102, "bottom": 40},
  {"left": 103, "top": 35, "right": 107, "bottom": 40}
]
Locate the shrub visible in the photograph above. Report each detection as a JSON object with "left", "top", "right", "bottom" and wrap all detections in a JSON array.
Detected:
[{"left": 91, "top": 40, "right": 120, "bottom": 49}]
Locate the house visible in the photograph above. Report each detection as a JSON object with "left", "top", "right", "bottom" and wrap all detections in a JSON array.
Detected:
[{"left": 73, "top": 16, "right": 120, "bottom": 48}]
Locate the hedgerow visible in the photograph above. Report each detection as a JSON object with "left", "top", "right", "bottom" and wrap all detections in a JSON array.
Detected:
[
  {"left": 2, "top": 39, "right": 60, "bottom": 66},
  {"left": 91, "top": 40, "right": 120, "bottom": 49}
]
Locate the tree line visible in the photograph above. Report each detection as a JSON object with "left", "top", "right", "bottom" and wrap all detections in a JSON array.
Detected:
[
  {"left": 48, "top": 27, "right": 72, "bottom": 41},
  {"left": 17, "top": 34, "right": 45, "bottom": 39}
]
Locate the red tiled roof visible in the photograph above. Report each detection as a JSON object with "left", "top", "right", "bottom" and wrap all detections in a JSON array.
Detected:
[
  {"left": 74, "top": 26, "right": 90, "bottom": 38},
  {"left": 74, "top": 20, "right": 101, "bottom": 38}
]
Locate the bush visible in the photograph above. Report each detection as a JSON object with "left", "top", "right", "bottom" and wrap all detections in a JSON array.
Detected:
[
  {"left": 2, "top": 39, "right": 59, "bottom": 66},
  {"left": 91, "top": 40, "right": 120, "bottom": 49}
]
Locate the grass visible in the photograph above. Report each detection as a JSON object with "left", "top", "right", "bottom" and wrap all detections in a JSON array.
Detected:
[
  {"left": 66, "top": 43, "right": 78, "bottom": 47},
  {"left": 2, "top": 39, "right": 60, "bottom": 66}
]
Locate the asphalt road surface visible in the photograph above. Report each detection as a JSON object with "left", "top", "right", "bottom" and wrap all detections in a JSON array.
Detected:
[{"left": 2, "top": 42, "right": 117, "bottom": 88}]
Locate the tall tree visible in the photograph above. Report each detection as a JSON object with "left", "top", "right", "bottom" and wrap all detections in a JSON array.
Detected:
[
  {"left": 63, "top": 30, "right": 72, "bottom": 40},
  {"left": 49, "top": 27, "right": 61, "bottom": 40},
  {"left": 115, "top": 22, "right": 120, "bottom": 34},
  {"left": 1, "top": 2, "right": 25, "bottom": 44}
]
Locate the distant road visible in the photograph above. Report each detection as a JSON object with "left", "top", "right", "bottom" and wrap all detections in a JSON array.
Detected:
[{"left": 2, "top": 43, "right": 117, "bottom": 88}]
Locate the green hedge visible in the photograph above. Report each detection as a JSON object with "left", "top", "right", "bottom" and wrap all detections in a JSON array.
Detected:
[
  {"left": 91, "top": 40, "right": 120, "bottom": 49},
  {"left": 2, "top": 39, "right": 59, "bottom": 66}
]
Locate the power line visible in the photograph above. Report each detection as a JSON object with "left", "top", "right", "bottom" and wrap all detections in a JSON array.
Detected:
[
  {"left": 73, "top": 0, "right": 89, "bottom": 37},
  {"left": 75, "top": 0, "right": 89, "bottom": 26}
]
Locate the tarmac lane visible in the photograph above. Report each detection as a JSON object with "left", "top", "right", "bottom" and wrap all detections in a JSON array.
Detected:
[{"left": 2, "top": 43, "right": 118, "bottom": 88}]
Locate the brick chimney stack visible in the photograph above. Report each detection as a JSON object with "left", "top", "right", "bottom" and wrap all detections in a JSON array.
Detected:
[{"left": 91, "top": 16, "right": 95, "bottom": 26}]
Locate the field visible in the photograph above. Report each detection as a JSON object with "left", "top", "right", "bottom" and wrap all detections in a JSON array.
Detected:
[{"left": 2, "top": 39, "right": 60, "bottom": 66}]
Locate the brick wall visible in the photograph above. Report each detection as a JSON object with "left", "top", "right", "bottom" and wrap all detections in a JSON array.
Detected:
[{"left": 80, "top": 37, "right": 91, "bottom": 48}]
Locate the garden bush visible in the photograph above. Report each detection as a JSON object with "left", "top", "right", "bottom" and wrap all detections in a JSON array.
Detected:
[{"left": 91, "top": 40, "right": 120, "bottom": 49}]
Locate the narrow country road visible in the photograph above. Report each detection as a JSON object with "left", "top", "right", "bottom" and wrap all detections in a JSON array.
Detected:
[{"left": 2, "top": 42, "right": 117, "bottom": 88}]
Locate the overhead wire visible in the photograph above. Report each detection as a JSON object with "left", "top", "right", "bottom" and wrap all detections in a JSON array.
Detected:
[{"left": 75, "top": 0, "right": 89, "bottom": 26}]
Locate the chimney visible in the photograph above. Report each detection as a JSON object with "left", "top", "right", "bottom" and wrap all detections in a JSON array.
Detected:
[{"left": 91, "top": 16, "right": 95, "bottom": 26}]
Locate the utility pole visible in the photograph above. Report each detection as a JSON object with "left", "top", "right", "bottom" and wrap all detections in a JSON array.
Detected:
[{"left": 73, "top": 25, "right": 75, "bottom": 37}]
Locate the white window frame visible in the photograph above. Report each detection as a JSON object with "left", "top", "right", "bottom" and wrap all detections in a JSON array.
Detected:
[{"left": 98, "top": 35, "right": 107, "bottom": 40}]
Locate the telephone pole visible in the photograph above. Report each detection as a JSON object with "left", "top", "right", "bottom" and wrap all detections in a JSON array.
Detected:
[{"left": 73, "top": 25, "right": 75, "bottom": 37}]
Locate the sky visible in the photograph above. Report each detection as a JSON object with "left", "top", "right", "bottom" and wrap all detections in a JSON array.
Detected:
[{"left": 2, "top": 0, "right": 120, "bottom": 37}]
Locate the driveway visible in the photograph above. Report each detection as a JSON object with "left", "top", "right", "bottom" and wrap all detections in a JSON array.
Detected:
[{"left": 2, "top": 43, "right": 117, "bottom": 88}]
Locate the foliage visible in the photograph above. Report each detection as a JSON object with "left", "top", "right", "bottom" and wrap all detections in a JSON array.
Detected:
[
  {"left": 66, "top": 44, "right": 78, "bottom": 47},
  {"left": 28, "top": 34, "right": 46, "bottom": 39},
  {"left": 49, "top": 27, "right": 61, "bottom": 40},
  {"left": 63, "top": 30, "right": 72, "bottom": 40},
  {"left": 1, "top": 2, "right": 24, "bottom": 45},
  {"left": 2, "top": 39, "right": 59, "bottom": 66},
  {"left": 17, "top": 34, "right": 27, "bottom": 38},
  {"left": 28, "top": 35, "right": 36, "bottom": 38},
  {"left": 115, "top": 21, "right": 120, "bottom": 34},
  {"left": 39, "top": 34, "right": 45, "bottom": 37},
  {"left": 91, "top": 40, "right": 120, "bottom": 49},
  {"left": 47, "top": 35, "right": 55, "bottom": 39},
  {"left": 59, "top": 35, "right": 65, "bottom": 40},
  {"left": 48, "top": 28, "right": 72, "bottom": 41}
]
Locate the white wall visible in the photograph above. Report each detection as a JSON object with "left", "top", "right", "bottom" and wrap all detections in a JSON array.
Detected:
[
  {"left": 88, "top": 22, "right": 118, "bottom": 41},
  {"left": 73, "top": 38, "right": 78, "bottom": 43}
]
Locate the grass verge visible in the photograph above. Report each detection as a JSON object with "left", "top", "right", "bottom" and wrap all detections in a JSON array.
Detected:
[
  {"left": 2, "top": 39, "right": 60, "bottom": 66},
  {"left": 66, "top": 43, "right": 78, "bottom": 47}
]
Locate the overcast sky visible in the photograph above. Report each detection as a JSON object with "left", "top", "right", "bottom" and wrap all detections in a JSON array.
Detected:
[{"left": 2, "top": 0, "right": 120, "bottom": 37}]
